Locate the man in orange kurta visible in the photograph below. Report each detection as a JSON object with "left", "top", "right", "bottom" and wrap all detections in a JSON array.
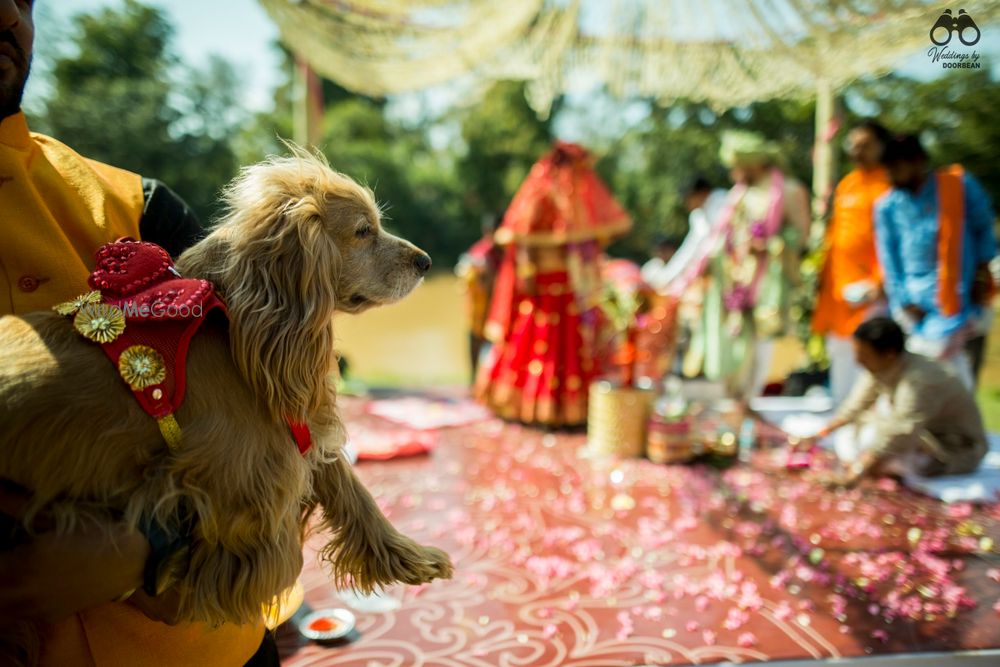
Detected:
[{"left": 812, "top": 120, "right": 892, "bottom": 408}]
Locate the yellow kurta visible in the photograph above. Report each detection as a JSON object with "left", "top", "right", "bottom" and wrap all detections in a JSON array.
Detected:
[
  {"left": 0, "top": 112, "right": 264, "bottom": 666},
  {"left": 0, "top": 112, "right": 144, "bottom": 313}
]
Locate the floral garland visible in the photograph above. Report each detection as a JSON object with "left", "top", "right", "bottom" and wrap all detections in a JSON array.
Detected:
[{"left": 717, "top": 168, "right": 785, "bottom": 313}]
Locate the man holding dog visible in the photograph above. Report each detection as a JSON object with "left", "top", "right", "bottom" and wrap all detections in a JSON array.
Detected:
[{"left": 0, "top": 1, "right": 273, "bottom": 664}]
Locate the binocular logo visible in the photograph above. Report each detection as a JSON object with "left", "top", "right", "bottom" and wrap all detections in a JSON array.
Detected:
[{"left": 930, "top": 8, "right": 981, "bottom": 46}]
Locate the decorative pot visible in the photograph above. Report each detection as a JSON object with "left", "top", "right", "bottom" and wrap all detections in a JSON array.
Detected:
[
  {"left": 646, "top": 415, "right": 695, "bottom": 464},
  {"left": 586, "top": 380, "right": 655, "bottom": 458}
]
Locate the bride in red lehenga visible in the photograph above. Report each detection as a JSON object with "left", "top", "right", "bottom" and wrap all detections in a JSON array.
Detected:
[{"left": 476, "top": 142, "right": 631, "bottom": 426}]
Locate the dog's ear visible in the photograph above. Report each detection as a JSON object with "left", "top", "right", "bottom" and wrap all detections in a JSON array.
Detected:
[
  {"left": 232, "top": 192, "right": 339, "bottom": 422},
  {"left": 175, "top": 152, "right": 343, "bottom": 423},
  {"left": 286, "top": 192, "right": 341, "bottom": 315}
]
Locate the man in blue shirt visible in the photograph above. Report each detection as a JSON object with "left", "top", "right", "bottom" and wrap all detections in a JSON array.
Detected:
[{"left": 874, "top": 135, "right": 996, "bottom": 389}]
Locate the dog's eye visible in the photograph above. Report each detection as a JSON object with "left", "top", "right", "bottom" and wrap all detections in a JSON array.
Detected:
[{"left": 355, "top": 226, "right": 373, "bottom": 239}]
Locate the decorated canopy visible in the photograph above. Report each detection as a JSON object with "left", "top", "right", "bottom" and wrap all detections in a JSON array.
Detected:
[
  {"left": 259, "top": 0, "right": 997, "bottom": 115},
  {"left": 259, "top": 0, "right": 998, "bottom": 210}
]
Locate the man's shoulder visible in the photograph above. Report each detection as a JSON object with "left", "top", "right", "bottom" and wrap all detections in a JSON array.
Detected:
[
  {"left": 29, "top": 131, "right": 84, "bottom": 162},
  {"left": 956, "top": 168, "right": 990, "bottom": 202},
  {"left": 30, "top": 131, "right": 141, "bottom": 183},
  {"left": 29, "top": 131, "right": 146, "bottom": 236},
  {"left": 873, "top": 187, "right": 902, "bottom": 216},
  {"left": 641, "top": 257, "right": 664, "bottom": 274},
  {"left": 707, "top": 189, "right": 729, "bottom": 204},
  {"left": 937, "top": 163, "right": 965, "bottom": 179},
  {"left": 781, "top": 175, "right": 807, "bottom": 194},
  {"left": 902, "top": 353, "right": 960, "bottom": 388},
  {"left": 836, "top": 169, "right": 865, "bottom": 189}
]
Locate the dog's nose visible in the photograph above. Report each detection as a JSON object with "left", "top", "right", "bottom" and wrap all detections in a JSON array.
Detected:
[{"left": 414, "top": 253, "right": 432, "bottom": 274}]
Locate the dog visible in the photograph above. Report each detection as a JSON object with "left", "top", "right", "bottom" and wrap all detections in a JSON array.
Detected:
[{"left": 0, "top": 147, "right": 452, "bottom": 654}]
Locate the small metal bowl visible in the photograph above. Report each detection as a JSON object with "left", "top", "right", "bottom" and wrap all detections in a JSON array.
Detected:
[{"left": 298, "top": 608, "right": 356, "bottom": 642}]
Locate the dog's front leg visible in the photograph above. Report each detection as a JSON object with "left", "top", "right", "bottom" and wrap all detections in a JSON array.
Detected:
[{"left": 312, "top": 453, "right": 452, "bottom": 593}]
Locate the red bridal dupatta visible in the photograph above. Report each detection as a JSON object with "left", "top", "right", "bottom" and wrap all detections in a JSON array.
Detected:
[{"left": 477, "top": 142, "right": 631, "bottom": 426}]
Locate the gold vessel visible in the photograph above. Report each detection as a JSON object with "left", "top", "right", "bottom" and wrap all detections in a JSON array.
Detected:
[{"left": 586, "top": 380, "right": 655, "bottom": 458}]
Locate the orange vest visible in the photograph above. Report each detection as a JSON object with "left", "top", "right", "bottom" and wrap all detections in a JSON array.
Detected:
[
  {"left": 936, "top": 164, "right": 964, "bottom": 317},
  {"left": 811, "top": 167, "right": 890, "bottom": 337},
  {"left": 0, "top": 113, "right": 264, "bottom": 666}
]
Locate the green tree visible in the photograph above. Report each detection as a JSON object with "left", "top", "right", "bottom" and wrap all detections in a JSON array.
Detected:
[
  {"left": 457, "top": 81, "right": 557, "bottom": 223},
  {"left": 590, "top": 96, "right": 816, "bottom": 262},
  {"left": 230, "top": 43, "right": 295, "bottom": 167},
  {"left": 316, "top": 96, "right": 468, "bottom": 265},
  {"left": 39, "top": 0, "right": 243, "bottom": 222},
  {"left": 847, "top": 69, "right": 1000, "bottom": 208}
]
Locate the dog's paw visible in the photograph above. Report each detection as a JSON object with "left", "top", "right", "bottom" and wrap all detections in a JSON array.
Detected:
[
  {"left": 396, "top": 544, "right": 453, "bottom": 585},
  {"left": 354, "top": 533, "right": 453, "bottom": 589}
]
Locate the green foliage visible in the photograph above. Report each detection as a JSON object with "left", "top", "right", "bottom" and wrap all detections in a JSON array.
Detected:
[
  {"left": 38, "top": 0, "right": 242, "bottom": 223},
  {"left": 229, "top": 44, "right": 295, "bottom": 167},
  {"left": 594, "top": 96, "right": 816, "bottom": 262},
  {"left": 457, "top": 81, "right": 555, "bottom": 223},
  {"left": 847, "top": 70, "right": 1000, "bottom": 209},
  {"left": 309, "top": 79, "right": 555, "bottom": 267},
  {"left": 316, "top": 97, "right": 469, "bottom": 264}
]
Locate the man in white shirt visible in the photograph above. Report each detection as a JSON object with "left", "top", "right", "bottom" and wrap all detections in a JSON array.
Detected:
[
  {"left": 642, "top": 177, "right": 727, "bottom": 293},
  {"left": 640, "top": 235, "right": 679, "bottom": 286}
]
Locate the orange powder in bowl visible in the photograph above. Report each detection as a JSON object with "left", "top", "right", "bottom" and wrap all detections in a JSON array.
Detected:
[{"left": 308, "top": 617, "right": 340, "bottom": 633}]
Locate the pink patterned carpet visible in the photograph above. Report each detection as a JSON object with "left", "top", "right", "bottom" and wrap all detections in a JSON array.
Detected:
[{"left": 278, "top": 396, "right": 1000, "bottom": 666}]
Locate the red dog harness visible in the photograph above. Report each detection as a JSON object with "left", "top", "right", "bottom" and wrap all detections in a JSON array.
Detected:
[{"left": 55, "top": 238, "right": 312, "bottom": 455}]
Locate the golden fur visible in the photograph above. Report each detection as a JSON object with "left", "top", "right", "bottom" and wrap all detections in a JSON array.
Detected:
[{"left": 0, "top": 148, "right": 452, "bottom": 637}]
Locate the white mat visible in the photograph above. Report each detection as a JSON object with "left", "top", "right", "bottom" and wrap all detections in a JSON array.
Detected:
[
  {"left": 903, "top": 435, "right": 1000, "bottom": 503},
  {"left": 752, "top": 396, "right": 1000, "bottom": 504}
]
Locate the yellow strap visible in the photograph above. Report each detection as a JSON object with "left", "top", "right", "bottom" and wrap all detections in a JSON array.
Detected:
[{"left": 157, "top": 414, "right": 183, "bottom": 450}]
